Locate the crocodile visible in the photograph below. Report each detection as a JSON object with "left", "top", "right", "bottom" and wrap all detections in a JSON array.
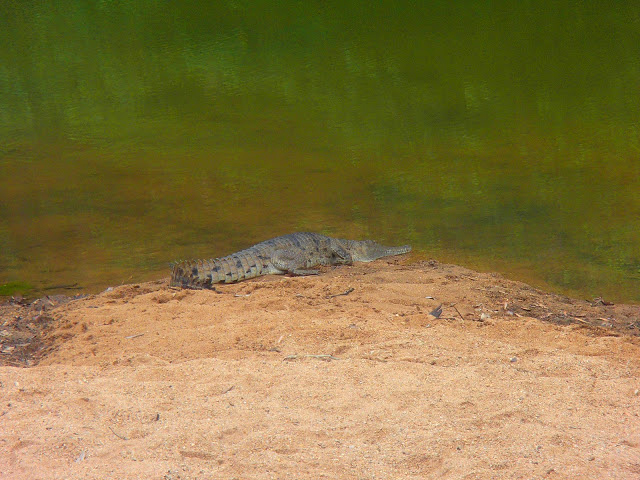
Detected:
[{"left": 170, "top": 232, "right": 411, "bottom": 288}]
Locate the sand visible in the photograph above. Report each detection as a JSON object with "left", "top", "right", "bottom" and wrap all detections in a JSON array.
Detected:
[{"left": 1, "top": 259, "right": 639, "bottom": 479}]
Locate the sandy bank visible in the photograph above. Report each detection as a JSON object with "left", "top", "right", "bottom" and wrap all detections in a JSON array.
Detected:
[{"left": 1, "top": 260, "right": 639, "bottom": 479}]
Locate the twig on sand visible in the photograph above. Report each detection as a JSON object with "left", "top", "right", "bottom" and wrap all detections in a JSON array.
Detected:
[
  {"left": 326, "top": 287, "right": 354, "bottom": 299},
  {"left": 573, "top": 317, "right": 591, "bottom": 325},
  {"left": 451, "top": 304, "right": 465, "bottom": 322},
  {"left": 283, "top": 354, "right": 340, "bottom": 361},
  {"left": 221, "top": 385, "right": 235, "bottom": 394},
  {"left": 108, "top": 425, "right": 129, "bottom": 440},
  {"left": 124, "top": 333, "right": 145, "bottom": 339}
]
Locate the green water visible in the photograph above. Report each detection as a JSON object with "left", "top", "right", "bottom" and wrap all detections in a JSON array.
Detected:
[{"left": 1, "top": 1, "right": 639, "bottom": 301}]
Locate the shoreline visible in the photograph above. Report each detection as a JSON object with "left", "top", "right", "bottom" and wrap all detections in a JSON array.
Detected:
[{"left": 1, "top": 260, "right": 638, "bottom": 368}]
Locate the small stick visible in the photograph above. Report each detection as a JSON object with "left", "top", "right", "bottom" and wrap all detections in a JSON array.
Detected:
[
  {"left": 222, "top": 385, "right": 235, "bottom": 394},
  {"left": 42, "top": 283, "right": 81, "bottom": 291},
  {"left": 283, "top": 354, "right": 340, "bottom": 361},
  {"left": 451, "top": 304, "right": 465, "bottom": 322},
  {"left": 326, "top": 287, "right": 354, "bottom": 299},
  {"left": 108, "top": 425, "right": 129, "bottom": 440},
  {"left": 125, "top": 333, "right": 145, "bottom": 339}
]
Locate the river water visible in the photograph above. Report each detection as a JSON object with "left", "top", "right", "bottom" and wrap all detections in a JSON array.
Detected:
[{"left": 1, "top": 2, "right": 639, "bottom": 301}]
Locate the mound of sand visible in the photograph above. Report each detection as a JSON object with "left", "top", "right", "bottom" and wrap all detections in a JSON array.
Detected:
[{"left": 1, "top": 260, "right": 639, "bottom": 479}]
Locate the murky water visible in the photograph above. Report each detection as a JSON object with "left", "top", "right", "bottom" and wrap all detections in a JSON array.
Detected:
[{"left": 1, "top": 2, "right": 639, "bottom": 301}]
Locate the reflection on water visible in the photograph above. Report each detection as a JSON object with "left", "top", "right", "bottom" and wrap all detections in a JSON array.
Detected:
[{"left": 0, "top": 2, "right": 639, "bottom": 301}]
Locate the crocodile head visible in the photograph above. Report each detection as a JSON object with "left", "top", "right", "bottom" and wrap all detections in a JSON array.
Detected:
[{"left": 349, "top": 240, "right": 412, "bottom": 262}]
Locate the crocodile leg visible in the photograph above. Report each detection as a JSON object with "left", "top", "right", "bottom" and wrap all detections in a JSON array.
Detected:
[
  {"left": 270, "top": 248, "right": 321, "bottom": 275},
  {"left": 331, "top": 245, "right": 353, "bottom": 265}
]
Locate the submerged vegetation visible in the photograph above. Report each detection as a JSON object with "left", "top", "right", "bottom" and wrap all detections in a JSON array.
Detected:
[{"left": 0, "top": 281, "right": 34, "bottom": 297}]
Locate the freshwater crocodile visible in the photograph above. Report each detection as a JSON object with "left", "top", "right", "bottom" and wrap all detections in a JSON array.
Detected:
[{"left": 170, "top": 232, "right": 411, "bottom": 288}]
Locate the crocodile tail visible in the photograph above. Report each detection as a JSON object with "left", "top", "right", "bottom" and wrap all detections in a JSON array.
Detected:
[
  {"left": 170, "top": 258, "right": 228, "bottom": 288},
  {"left": 170, "top": 260, "right": 206, "bottom": 288},
  {"left": 171, "top": 251, "right": 270, "bottom": 287},
  {"left": 383, "top": 244, "right": 412, "bottom": 256}
]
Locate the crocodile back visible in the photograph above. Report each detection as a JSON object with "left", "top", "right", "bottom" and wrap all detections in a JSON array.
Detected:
[{"left": 170, "top": 232, "right": 334, "bottom": 287}]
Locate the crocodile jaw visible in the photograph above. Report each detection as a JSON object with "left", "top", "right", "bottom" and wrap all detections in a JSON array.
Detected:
[{"left": 348, "top": 240, "right": 412, "bottom": 263}]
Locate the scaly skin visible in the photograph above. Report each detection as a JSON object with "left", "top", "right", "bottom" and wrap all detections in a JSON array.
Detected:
[{"left": 170, "top": 232, "right": 411, "bottom": 288}]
